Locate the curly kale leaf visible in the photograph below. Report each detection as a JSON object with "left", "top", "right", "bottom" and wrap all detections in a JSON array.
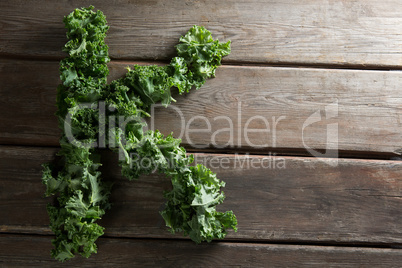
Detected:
[
  {"left": 161, "top": 164, "right": 237, "bottom": 243},
  {"left": 46, "top": 204, "right": 105, "bottom": 261},
  {"left": 176, "top": 25, "right": 231, "bottom": 89},
  {"left": 43, "top": 6, "right": 236, "bottom": 262},
  {"left": 111, "top": 26, "right": 231, "bottom": 109},
  {"left": 114, "top": 129, "right": 238, "bottom": 242},
  {"left": 42, "top": 142, "right": 111, "bottom": 262},
  {"left": 42, "top": 6, "right": 111, "bottom": 262},
  {"left": 61, "top": 6, "right": 109, "bottom": 88}
]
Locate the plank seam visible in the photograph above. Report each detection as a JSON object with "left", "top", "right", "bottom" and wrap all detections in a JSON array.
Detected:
[
  {"left": 0, "top": 143, "right": 400, "bottom": 161},
  {"left": 2, "top": 55, "right": 402, "bottom": 72},
  {"left": 1, "top": 232, "right": 401, "bottom": 250}
]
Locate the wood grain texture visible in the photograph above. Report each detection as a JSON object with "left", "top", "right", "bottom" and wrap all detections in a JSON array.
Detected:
[
  {"left": 1, "top": 145, "right": 401, "bottom": 244},
  {"left": 1, "top": 234, "right": 402, "bottom": 267},
  {"left": 1, "top": 0, "right": 402, "bottom": 67},
  {"left": 1, "top": 59, "right": 401, "bottom": 155},
  {"left": 2, "top": 0, "right": 401, "bottom": 265}
]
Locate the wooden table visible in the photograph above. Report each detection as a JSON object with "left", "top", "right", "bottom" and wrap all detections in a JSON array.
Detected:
[{"left": 1, "top": 1, "right": 401, "bottom": 266}]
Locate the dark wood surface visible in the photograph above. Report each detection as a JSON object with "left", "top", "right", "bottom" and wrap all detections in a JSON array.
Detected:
[
  {"left": 2, "top": 0, "right": 402, "bottom": 68},
  {"left": 1, "top": 145, "right": 402, "bottom": 244},
  {"left": 0, "top": 0, "right": 401, "bottom": 266},
  {"left": 1, "top": 59, "right": 401, "bottom": 156},
  {"left": 2, "top": 234, "right": 402, "bottom": 267}
]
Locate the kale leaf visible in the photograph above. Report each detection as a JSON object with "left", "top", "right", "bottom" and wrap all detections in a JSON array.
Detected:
[{"left": 42, "top": 6, "right": 236, "bottom": 262}]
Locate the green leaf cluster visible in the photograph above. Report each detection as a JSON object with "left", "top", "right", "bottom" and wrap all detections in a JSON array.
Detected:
[
  {"left": 42, "top": 6, "right": 111, "bottom": 261},
  {"left": 42, "top": 140, "right": 111, "bottom": 261},
  {"left": 162, "top": 164, "right": 237, "bottom": 243},
  {"left": 42, "top": 6, "right": 237, "bottom": 262}
]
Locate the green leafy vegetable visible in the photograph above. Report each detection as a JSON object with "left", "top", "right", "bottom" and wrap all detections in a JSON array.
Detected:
[
  {"left": 42, "top": 6, "right": 111, "bottom": 261},
  {"left": 161, "top": 164, "right": 237, "bottom": 243},
  {"left": 42, "top": 6, "right": 237, "bottom": 262}
]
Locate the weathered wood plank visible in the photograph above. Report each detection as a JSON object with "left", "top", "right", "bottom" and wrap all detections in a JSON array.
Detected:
[
  {"left": 0, "top": 60, "right": 59, "bottom": 146},
  {"left": 1, "top": 145, "right": 401, "bottom": 244},
  {"left": 1, "top": 0, "right": 402, "bottom": 67},
  {"left": 1, "top": 234, "right": 402, "bottom": 267},
  {"left": 1, "top": 59, "right": 401, "bottom": 155}
]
